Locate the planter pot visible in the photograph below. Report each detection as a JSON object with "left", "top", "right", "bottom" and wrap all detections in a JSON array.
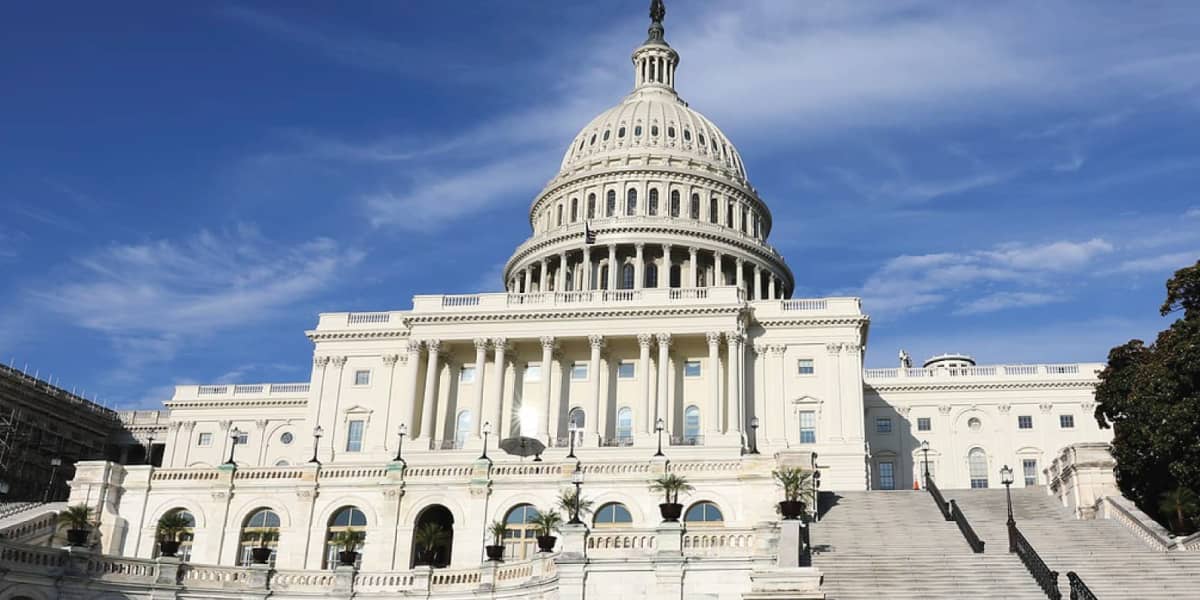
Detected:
[
  {"left": 659, "top": 502, "right": 683, "bottom": 522},
  {"left": 778, "top": 500, "right": 807, "bottom": 520},
  {"left": 417, "top": 549, "right": 436, "bottom": 565},
  {"left": 485, "top": 544, "right": 505, "bottom": 561},
  {"left": 338, "top": 550, "right": 358, "bottom": 566},
  {"left": 66, "top": 528, "right": 89, "bottom": 547},
  {"left": 251, "top": 547, "right": 273, "bottom": 564},
  {"left": 158, "top": 540, "right": 181, "bottom": 557},
  {"left": 536, "top": 535, "right": 557, "bottom": 552}
]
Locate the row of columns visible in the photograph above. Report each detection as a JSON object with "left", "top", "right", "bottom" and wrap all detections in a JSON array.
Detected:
[{"left": 507, "top": 243, "right": 786, "bottom": 300}]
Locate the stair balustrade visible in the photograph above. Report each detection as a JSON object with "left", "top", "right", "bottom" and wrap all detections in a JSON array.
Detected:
[
  {"left": 1009, "top": 521, "right": 1062, "bottom": 600},
  {"left": 1066, "top": 572, "right": 1097, "bottom": 600},
  {"left": 948, "top": 499, "right": 985, "bottom": 553},
  {"left": 925, "top": 475, "right": 953, "bottom": 521}
]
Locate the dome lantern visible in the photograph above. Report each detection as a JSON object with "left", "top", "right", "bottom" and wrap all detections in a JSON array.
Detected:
[{"left": 633, "top": 0, "right": 679, "bottom": 92}]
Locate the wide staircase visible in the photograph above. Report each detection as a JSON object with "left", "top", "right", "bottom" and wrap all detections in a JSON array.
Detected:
[
  {"left": 812, "top": 490, "right": 1046, "bottom": 599},
  {"left": 954, "top": 487, "right": 1200, "bottom": 599}
]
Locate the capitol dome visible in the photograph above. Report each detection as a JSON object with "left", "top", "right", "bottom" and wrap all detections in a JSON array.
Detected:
[{"left": 503, "top": 2, "right": 793, "bottom": 300}]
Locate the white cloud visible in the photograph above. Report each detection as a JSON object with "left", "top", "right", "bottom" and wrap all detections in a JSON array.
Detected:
[
  {"left": 983, "top": 238, "right": 1113, "bottom": 270},
  {"left": 1109, "top": 251, "right": 1198, "bottom": 275},
  {"left": 1053, "top": 153, "right": 1086, "bottom": 173},
  {"left": 954, "top": 291, "right": 1064, "bottom": 315},
  {"left": 1186, "top": 207, "right": 1200, "bottom": 219},
  {"left": 34, "top": 225, "right": 362, "bottom": 366}
]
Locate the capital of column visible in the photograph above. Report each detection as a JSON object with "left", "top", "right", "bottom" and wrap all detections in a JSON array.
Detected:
[
  {"left": 724, "top": 331, "right": 744, "bottom": 346},
  {"left": 473, "top": 338, "right": 489, "bottom": 352},
  {"left": 181, "top": 421, "right": 196, "bottom": 432},
  {"left": 688, "top": 246, "right": 698, "bottom": 257},
  {"left": 382, "top": 354, "right": 400, "bottom": 367},
  {"left": 825, "top": 342, "right": 843, "bottom": 355},
  {"left": 425, "top": 339, "right": 442, "bottom": 355},
  {"left": 492, "top": 337, "right": 509, "bottom": 352},
  {"left": 330, "top": 356, "right": 348, "bottom": 368},
  {"left": 655, "top": 332, "right": 672, "bottom": 347},
  {"left": 313, "top": 356, "right": 331, "bottom": 367},
  {"left": 769, "top": 344, "right": 787, "bottom": 357},
  {"left": 540, "top": 336, "right": 557, "bottom": 352},
  {"left": 705, "top": 331, "right": 722, "bottom": 347},
  {"left": 406, "top": 339, "right": 423, "bottom": 355},
  {"left": 843, "top": 343, "right": 862, "bottom": 353},
  {"left": 635, "top": 242, "right": 645, "bottom": 251},
  {"left": 637, "top": 333, "right": 654, "bottom": 349},
  {"left": 588, "top": 334, "right": 605, "bottom": 351},
  {"left": 752, "top": 342, "right": 767, "bottom": 356}
]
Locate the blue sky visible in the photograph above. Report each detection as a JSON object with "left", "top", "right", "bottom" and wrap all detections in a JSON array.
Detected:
[{"left": 2, "top": 1, "right": 1198, "bottom": 409}]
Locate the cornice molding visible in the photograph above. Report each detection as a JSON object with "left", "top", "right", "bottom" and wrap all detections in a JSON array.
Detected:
[
  {"left": 755, "top": 317, "right": 870, "bottom": 328},
  {"left": 164, "top": 398, "right": 310, "bottom": 410},
  {"left": 406, "top": 304, "right": 745, "bottom": 326},
  {"left": 864, "top": 380, "right": 1100, "bottom": 393}
]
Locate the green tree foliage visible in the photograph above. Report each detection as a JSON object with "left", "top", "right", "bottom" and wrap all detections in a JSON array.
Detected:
[{"left": 1095, "top": 259, "right": 1200, "bottom": 534}]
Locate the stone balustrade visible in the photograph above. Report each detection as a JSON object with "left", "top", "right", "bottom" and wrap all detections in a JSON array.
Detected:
[{"left": 863, "top": 362, "right": 1104, "bottom": 380}]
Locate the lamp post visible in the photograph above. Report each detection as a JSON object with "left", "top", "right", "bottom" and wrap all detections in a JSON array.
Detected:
[
  {"left": 44, "top": 457, "right": 62, "bottom": 503},
  {"left": 653, "top": 418, "right": 665, "bottom": 458},
  {"left": 225, "top": 428, "right": 242, "bottom": 466},
  {"left": 145, "top": 436, "right": 155, "bottom": 466},
  {"left": 568, "top": 464, "right": 584, "bottom": 524},
  {"left": 394, "top": 424, "right": 408, "bottom": 465},
  {"left": 308, "top": 425, "right": 324, "bottom": 465},
  {"left": 811, "top": 452, "right": 820, "bottom": 522},
  {"left": 566, "top": 416, "right": 577, "bottom": 460},
  {"left": 480, "top": 422, "right": 492, "bottom": 461},
  {"left": 1001, "top": 464, "right": 1015, "bottom": 552},
  {"left": 920, "top": 440, "right": 930, "bottom": 488},
  {"left": 749, "top": 417, "right": 760, "bottom": 454}
]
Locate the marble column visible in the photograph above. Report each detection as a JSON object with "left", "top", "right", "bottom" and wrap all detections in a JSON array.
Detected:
[
  {"left": 736, "top": 258, "right": 745, "bottom": 294},
  {"left": 523, "top": 268, "right": 532, "bottom": 294},
  {"left": 607, "top": 244, "right": 617, "bottom": 290},
  {"left": 635, "top": 243, "right": 645, "bottom": 290},
  {"left": 540, "top": 258, "right": 549, "bottom": 292},
  {"left": 587, "top": 335, "right": 604, "bottom": 445},
  {"left": 752, "top": 343, "right": 767, "bottom": 449},
  {"left": 661, "top": 244, "right": 672, "bottom": 289},
  {"left": 419, "top": 340, "right": 441, "bottom": 442},
  {"left": 558, "top": 252, "right": 567, "bottom": 291},
  {"left": 726, "top": 332, "right": 743, "bottom": 440},
  {"left": 638, "top": 333, "right": 653, "bottom": 435},
  {"left": 472, "top": 338, "right": 488, "bottom": 438},
  {"left": 753, "top": 264, "right": 762, "bottom": 301},
  {"left": 769, "top": 276, "right": 777, "bottom": 299},
  {"left": 714, "top": 251, "right": 723, "bottom": 286},
  {"left": 656, "top": 333, "right": 671, "bottom": 428},
  {"left": 688, "top": 247, "right": 699, "bottom": 288},
  {"left": 403, "top": 342, "right": 421, "bottom": 435},
  {"left": 583, "top": 247, "right": 592, "bottom": 291},
  {"left": 706, "top": 332, "right": 722, "bottom": 435},
  {"left": 490, "top": 337, "right": 508, "bottom": 435},
  {"left": 540, "top": 336, "right": 556, "bottom": 443}
]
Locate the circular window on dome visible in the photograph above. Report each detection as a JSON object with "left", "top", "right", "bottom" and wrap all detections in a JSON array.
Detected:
[
  {"left": 635, "top": 125, "right": 643, "bottom": 137},
  {"left": 667, "top": 126, "right": 676, "bottom": 138},
  {"left": 603, "top": 129, "right": 610, "bottom": 141},
  {"left": 618, "top": 126, "right": 626, "bottom": 138},
  {"left": 590, "top": 134, "right": 597, "bottom": 146},
  {"left": 968, "top": 417, "right": 982, "bottom": 432},
  {"left": 651, "top": 125, "right": 659, "bottom": 137},
  {"left": 280, "top": 432, "right": 294, "bottom": 445}
]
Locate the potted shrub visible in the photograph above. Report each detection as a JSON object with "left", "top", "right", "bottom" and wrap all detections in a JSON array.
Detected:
[
  {"left": 156, "top": 511, "right": 192, "bottom": 557},
  {"left": 532, "top": 509, "right": 563, "bottom": 552},
  {"left": 251, "top": 530, "right": 278, "bottom": 564},
  {"left": 413, "top": 522, "right": 449, "bottom": 567},
  {"left": 331, "top": 530, "right": 365, "bottom": 567},
  {"left": 773, "top": 467, "right": 814, "bottom": 520},
  {"left": 556, "top": 489, "right": 595, "bottom": 524},
  {"left": 1159, "top": 488, "right": 1200, "bottom": 536},
  {"left": 485, "top": 520, "right": 507, "bottom": 561},
  {"left": 649, "top": 473, "right": 694, "bottom": 522},
  {"left": 58, "top": 504, "right": 94, "bottom": 547}
]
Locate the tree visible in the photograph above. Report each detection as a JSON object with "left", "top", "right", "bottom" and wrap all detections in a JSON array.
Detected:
[{"left": 1095, "top": 259, "right": 1200, "bottom": 534}]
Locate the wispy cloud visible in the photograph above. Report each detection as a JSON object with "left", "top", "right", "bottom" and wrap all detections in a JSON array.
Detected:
[
  {"left": 1109, "top": 251, "right": 1198, "bottom": 275},
  {"left": 954, "top": 291, "right": 1064, "bottom": 315},
  {"left": 1186, "top": 207, "right": 1200, "bottom": 219}
]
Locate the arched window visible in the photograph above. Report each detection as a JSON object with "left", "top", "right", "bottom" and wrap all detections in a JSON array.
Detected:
[
  {"left": 645, "top": 264, "right": 658, "bottom": 288},
  {"left": 239, "top": 508, "right": 280, "bottom": 566},
  {"left": 275, "top": 459, "right": 290, "bottom": 466},
  {"left": 709, "top": 197, "right": 718, "bottom": 223},
  {"left": 616, "top": 407, "right": 633, "bottom": 445},
  {"left": 411, "top": 505, "right": 454, "bottom": 568},
  {"left": 618, "top": 126, "right": 626, "bottom": 138},
  {"left": 683, "top": 129, "right": 692, "bottom": 142},
  {"left": 599, "top": 265, "right": 609, "bottom": 290},
  {"left": 606, "top": 190, "right": 616, "bottom": 217},
  {"left": 594, "top": 503, "right": 633, "bottom": 527},
  {"left": 683, "top": 405, "right": 701, "bottom": 444},
  {"left": 156, "top": 509, "right": 195, "bottom": 561},
  {"left": 556, "top": 204, "right": 563, "bottom": 226},
  {"left": 587, "top": 193, "right": 596, "bottom": 219},
  {"left": 670, "top": 190, "right": 680, "bottom": 217},
  {"left": 325, "top": 507, "right": 367, "bottom": 569},
  {"left": 589, "top": 134, "right": 596, "bottom": 146},
  {"left": 753, "top": 215, "right": 760, "bottom": 238},
  {"left": 455, "top": 411, "right": 472, "bottom": 449},
  {"left": 726, "top": 202, "right": 735, "bottom": 227},
  {"left": 603, "top": 129, "right": 610, "bottom": 141},
  {"left": 648, "top": 189, "right": 659, "bottom": 215},
  {"left": 565, "top": 268, "right": 575, "bottom": 291},
  {"left": 504, "top": 504, "right": 541, "bottom": 560},
  {"left": 621, "top": 264, "right": 635, "bottom": 290},
  {"left": 690, "top": 193, "right": 700, "bottom": 219},
  {"left": 669, "top": 265, "right": 681, "bottom": 288},
  {"left": 626, "top": 189, "right": 637, "bottom": 216},
  {"left": 634, "top": 125, "right": 643, "bottom": 137},
  {"left": 568, "top": 408, "right": 585, "bottom": 446},
  {"left": 968, "top": 448, "right": 989, "bottom": 488},
  {"left": 667, "top": 126, "right": 676, "bottom": 138},
  {"left": 741, "top": 207, "right": 749, "bottom": 232},
  {"left": 570, "top": 198, "right": 578, "bottom": 222},
  {"left": 650, "top": 125, "right": 659, "bottom": 137},
  {"left": 699, "top": 133, "right": 706, "bottom": 147},
  {"left": 685, "top": 502, "right": 724, "bottom": 524}
]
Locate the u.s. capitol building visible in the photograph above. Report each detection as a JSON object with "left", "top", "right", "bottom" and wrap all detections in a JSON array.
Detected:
[{"left": 6, "top": 4, "right": 1174, "bottom": 600}]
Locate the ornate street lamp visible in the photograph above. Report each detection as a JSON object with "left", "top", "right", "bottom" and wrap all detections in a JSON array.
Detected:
[
  {"left": 44, "top": 457, "right": 62, "bottom": 503},
  {"left": 749, "top": 417, "right": 760, "bottom": 454},
  {"left": 225, "top": 428, "right": 242, "bottom": 466},
  {"left": 308, "top": 425, "right": 324, "bottom": 465},
  {"left": 480, "top": 422, "right": 492, "bottom": 461},
  {"left": 568, "top": 464, "right": 584, "bottom": 525},
  {"left": 394, "top": 424, "right": 408, "bottom": 465},
  {"left": 920, "top": 440, "right": 931, "bottom": 488},
  {"left": 653, "top": 418, "right": 665, "bottom": 458},
  {"left": 566, "top": 416, "right": 578, "bottom": 460},
  {"left": 1001, "top": 464, "right": 1016, "bottom": 552}
]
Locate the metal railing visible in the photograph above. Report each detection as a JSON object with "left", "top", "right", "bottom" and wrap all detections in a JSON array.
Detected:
[
  {"left": 669, "top": 435, "right": 704, "bottom": 446},
  {"left": 925, "top": 475, "right": 953, "bottom": 521},
  {"left": 1010, "top": 522, "right": 1061, "bottom": 600},
  {"left": 948, "top": 500, "right": 985, "bottom": 553},
  {"left": 1066, "top": 572, "right": 1097, "bottom": 600}
]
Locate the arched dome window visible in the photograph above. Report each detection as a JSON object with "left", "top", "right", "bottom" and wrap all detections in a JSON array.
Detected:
[
  {"left": 685, "top": 502, "right": 723, "bottom": 524},
  {"left": 324, "top": 507, "right": 366, "bottom": 569},
  {"left": 618, "top": 126, "right": 626, "bottom": 138},
  {"left": 589, "top": 134, "right": 596, "bottom": 146},
  {"left": 557, "top": 204, "right": 564, "bottom": 226},
  {"left": 587, "top": 194, "right": 596, "bottom": 219},
  {"left": 708, "top": 197, "right": 719, "bottom": 224},
  {"left": 616, "top": 407, "right": 633, "bottom": 444},
  {"left": 603, "top": 129, "right": 610, "bottom": 141},
  {"left": 683, "top": 405, "right": 701, "bottom": 443},
  {"left": 683, "top": 129, "right": 692, "bottom": 142},
  {"left": 651, "top": 125, "right": 659, "bottom": 137},
  {"left": 690, "top": 194, "right": 700, "bottom": 219},
  {"left": 626, "top": 189, "right": 637, "bottom": 216},
  {"left": 753, "top": 215, "right": 761, "bottom": 238},
  {"left": 503, "top": 504, "right": 541, "bottom": 560},
  {"left": 726, "top": 202, "right": 734, "bottom": 228},
  {"left": 634, "top": 125, "right": 643, "bottom": 137},
  {"left": 667, "top": 126, "right": 676, "bottom": 138},
  {"left": 594, "top": 503, "right": 633, "bottom": 527},
  {"left": 648, "top": 189, "right": 659, "bottom": 216},
  {"left": 645, "top": 264, "right": 658, "bottom": 288},
  {"left": 969, "top": 448, "right": 989, "bottom": 488},
  {"left": 741, "top": 207, "right": 749, "bottom": 233},
  {"left": 621, "top": 264, "right": 634, "bottom": 290},
  {"left": 606, "top": 191, "right": 616, "bottom": 217},
  {"left": 455, "top": 410, "right": 472, "bottom": 449},
  {"left": 570, "top": 198, "right": 579, "bottom": 222},
  {"left": 156, "top": 509, "right": 195, "bottom": 561},
  {"left": 670, "top": 190, "right": 680, "bottom": 217},
  {"left": 239, "top": 508, "right": 280, "bottom": 566},
  {"left": 699, "top": 133, "right": 706, "bottom": 148}
]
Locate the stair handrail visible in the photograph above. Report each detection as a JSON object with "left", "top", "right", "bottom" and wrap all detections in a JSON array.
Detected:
[
  {"left": 948, "top": 499, "right": 985, "bottom": 553},
  {"left": 1009, "top": 520, "right": 1062, "bottom": 600},
  {"left": 1066, "top": 571, "right": 1097, "bottom": 600},
  {"left": 925, "top": 474, "right": 953, "bottom": 521}
]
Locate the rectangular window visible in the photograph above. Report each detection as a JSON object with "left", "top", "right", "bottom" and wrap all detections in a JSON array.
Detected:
[
  {"left": 879, "top": 462, "right": 895, "bottom": 490},
  {"left": 571, "top": 362, "right": 588, "bottom": 380},
  {"left": 235, "top": 431, "right": 249, "bottom": 445},
  {"left": 1023, "top": 459, "right": 1038, "bottom": 486},
  {"left": 197, "top": 432, "right": 212, "bottom": 447},
  {"left": 917, "top": 417, "right": 932, "bottom": 432},
  {"left": 684, "top": 360, "right": 702, "bottom": 377},
  {"left": 797, "top": 359, "right": 815, "bottom": 375},
  {"left": 459, "top": 366, "right": 477, "bottom": 384},
  {"left": 1018, "top": 415, "right": 1033, "bottom": 430},
  {"left": 617, "top": 362, "right": 635, "bottom": 378},
  {"left": 1059, "top": 414, "right": 1075, "bottom": 429},
  {"left": 346, "top": 420, "right": 365, "bottom": 452},
  {"left": 525, "top": 364, "right": 542, "bottom": 383},
  {"left": 799, "top": 411, "right": 816, "bottom": 444},
  {"left": 875, "top": 417, "right": 892, "bottom": 434},
  {"left": 354, "top": 370, "right": 370, "bottom": 386}
]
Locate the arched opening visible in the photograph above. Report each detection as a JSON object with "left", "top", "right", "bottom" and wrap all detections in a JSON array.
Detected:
[
  {"left": 968, "top": 448, "right": 989, "bottom": 488},
  {"left": 503, "top": 504, "right": 541, "bottom": 560},
  {"left": 587, "top": 193, "right": 596, "bottom": 219},
  {"left": 670, "top": 190, "right": 680, "bottom": 217},
  {"left": 645, "top": 264, "right": 658, "bottom": 288},
  {"left": 606, "top": 190, "right": 616, "bottom": 217},
  {"left": 594, "top": 503, "right": 633, "bottom": 528},
  {"left": 411, "top": 505, "right": 454, "bottom": 568},
  {"left": 621, "top": 264, "right": 635, "bottom": 290},
  {"left": 325, "top": 506, "right": 366, "bottom": 569},
  {"left": 684, "top": 501, "right": 724, "bottom": 525},
  {"left": 626, "top": 189, "right": 637, "bottom": 216},
  {"left": 570, "top": 198, "right": 579, "bottom": 222},
  {"left": 648, "top": 189, "right": 659, "bottom": 215},
  {"left": 238, "top": 508, "right": 280, "bottom": 566},
  {"left": 599, "top": 265, "right": 609, "bottom": 290},
  {"left": 683, "top": 405, "right": 701, "bottom": 444},
  {"left": 690, "top": 194, "right": 700, "bottom": 219},
  {"left": 709, "top": 197, "right": 719, "bottom": 223},
  {"left": 568, "top": 408, "right": 585, "bottom": 447},
  {"left": 455, "top": 410, "right": 472, "bottom": 449},
  {"left": 155, "top": 509, "right": 195, "bottom": 561},
  {"left": 616, "top": 407, "right": 633, "bottom": 445},
  {"left": 556, "top": 204, "right": 563, "bottom": 226},
  {"left": 669, "top": 265, "right": 681, "bottom": 288}
]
